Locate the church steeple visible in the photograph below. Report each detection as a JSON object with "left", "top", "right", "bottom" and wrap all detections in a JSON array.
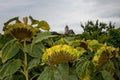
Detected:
[
  {"left": 65, "top": 25, "right": 69, "bottom": 34},
  {"left": 64, "top": 25, "right": 75, "bottom": 34}
]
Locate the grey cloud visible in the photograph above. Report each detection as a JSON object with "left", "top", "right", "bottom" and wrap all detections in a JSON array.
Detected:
[
  {"left": 83, "top": 0, "right": 120, "bottom": 18},
  {"left": 0, "top": 0, "right": 120, "bottom": 33},
  {"left": 99, "top": 10, "right": 120, "bottom": 18},
  {"left": 84, "top": 0, "right": 120, "bottom": 4},
  {"left": 96, "top": 0, "right": 120, "bottom": 5}
]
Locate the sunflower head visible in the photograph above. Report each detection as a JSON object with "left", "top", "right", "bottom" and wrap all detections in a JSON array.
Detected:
[
  {"left": 42, "top": 45, "right": 81, "bottom": 65},
  {"left": 107, "top": 46, "right": 119, "bottom": 58},
  {"left": 5, "top": 23, "right": 36, "bottom": 41},
  {"left": 87, "top": 40, "right": 103, "bottom": 52},
  {"left": 92, "top": 45, "right": 118, "bottom": 70},
  {"left": 4, "top": 17, "right": 38, "bottom": 41},
  {"left": 70, "top": 40, "right": 88, "bottom": 50},
  {"left": 92, "top": 46, "right": 110, "bottom": 70}
]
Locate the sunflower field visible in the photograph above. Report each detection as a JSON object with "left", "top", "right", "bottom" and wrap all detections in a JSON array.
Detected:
[{"left": 0, "top": 16, "right": 120, "bottom": 80}]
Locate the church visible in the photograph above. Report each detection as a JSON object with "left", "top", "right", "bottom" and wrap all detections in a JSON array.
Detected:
[{"left": 64, "top": 25, "right": 75, "bottom": 34}]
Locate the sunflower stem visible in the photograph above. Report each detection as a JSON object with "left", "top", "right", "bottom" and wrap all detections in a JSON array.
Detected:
[{"left": 23, "top": 40, "right": 29, "bottom": 80}]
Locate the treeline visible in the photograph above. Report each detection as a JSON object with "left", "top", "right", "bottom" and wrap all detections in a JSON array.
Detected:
[{"left": 52, "top": 20, "right": 120, "bottom": 47}]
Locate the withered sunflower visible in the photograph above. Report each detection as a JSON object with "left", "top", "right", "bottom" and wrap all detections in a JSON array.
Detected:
[
  {"left": 87, "top": 40, "right": 102, "bottom": 52},
  {"left": 70, "top": 40, "right": 88, "bottom": 50},
  {"left": 92, "top": 46, "right": 109, "bottom": 68},
  {"left": 5, "top": 23, "right": 37, "bottom": 41},
  {"left": 107, "top": 46, "right": 119, "bottom": 58},
  {"left": 42, "top": 45, "right": 81, "bottom": 65},
  {"left": 92, "top": 44, "right": 118, "bottom": 70}
]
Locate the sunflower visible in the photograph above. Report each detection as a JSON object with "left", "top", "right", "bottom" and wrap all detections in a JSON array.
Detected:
[
  {"left": 92, "top": 46, "right": 109, "bottom": 68},
  {"left": 92, "top": 45, "right": 118, "bottom": 70},
  {"left": 70, "top": 40, "right": 88, "bottom": 50},
  {"left": 42, "top": 45, "right": 81, "bottom": 65},
  {"left": 107, "top": 46, "right": 119, "bottom": 58},
  {"left": 4, "top": 18, "right": 38, "bottom": 41},
  {"left": 87, "top": 40, "right": 102, "bottom": 52}
]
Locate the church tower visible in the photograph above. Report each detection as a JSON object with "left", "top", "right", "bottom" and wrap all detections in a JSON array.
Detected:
[{"left": 65, "top": 25, "right": 69, "bottom": 34}]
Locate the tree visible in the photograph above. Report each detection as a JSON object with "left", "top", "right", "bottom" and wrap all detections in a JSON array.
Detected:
[
  {"left": 80, "top": 20, "right": 115, "bottom": 43},
  {"left": 81, "top": 20, "right": 115, "bottom": 34},
  {"left": 107, "top": 28, "right": 120, "bottom": 47}
]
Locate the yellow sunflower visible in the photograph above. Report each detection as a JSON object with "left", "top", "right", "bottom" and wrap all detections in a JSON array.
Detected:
[
  {"left": 42, "top": 45, "right": 82, "bottom": 65},
  {"left": 92, "top": 44, "right": 118, "bottom": 69},
  {"left": 70, "top": 40, "right": 88, "bottom": 50},
  {"left": 92, "top": 46, "right": 109, "bottom": 69}
]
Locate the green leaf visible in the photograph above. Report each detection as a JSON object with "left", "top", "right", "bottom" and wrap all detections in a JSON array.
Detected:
[
  {"left": 29, "top": 16, "right": 39, "bottom": 25},
  {"left": 102, "top": 61, "right": 115, "bottom": 75},
  {"left": 32, "top": 32, "right": 56, "bottom": 45},
  {"left": 30, "top": 42, "right": 45, "bottom": 58},
  {"left": 54, "top": 38, "right": 68, "bottom": 45},
  {"left": 37, "top": 63, "right": 77, "bottom": 80},
  {"left": 76, "top": 57, "right": 90, "bottom": 79},
  {"left": 53, "top": 63, "right": 77, "bottom": 80},
  {"left": 0, "top": 59, "right": 22, "bottom": 79},
  {"left": 37, "top": 20, "right": 50, "bottom": 31},
  {"left": 51, "top": 63, "right": 70, "bottom": 80},
  {"left": 29, "top": 16, "right": 50, "bottom": 30},
  {"left": 28, "top": 58, "right": 40, "bottom": 70},
  {"left": 3, "top": 74, "right": 25, "bottom": 80},
  {"left": 37, "top": 66, "right": 54, "bottom": 80},
  {"left": 2, "top": 75, "right": 14, "bottom": 80},
  {"left": 23, "top": 44, "right": 31, "bottom": 53},
  {"left": 24, "top": 42, "right": 44, "bottom": 58},
  {"left": 54, "top": 70, "right": 63, "bottom": 80},
  {"left": 1, "top": 39, "right": 20, "bottom": 63},
  {"left": 69, "top": 75, "right": 78, "bottom": 80},
  {"left": 0, "top": 34, "right": 13, "bottom": 50},
  {"left": 114, "top": 56, "right": 120, "bottom": 79},
  {"left": 56, "top": 63, "right": 69, "bottom": 80},
  {"left": 101, "top": 70, "right": 113, "bottom": 80},
  {"left": 0, "top": 51, "right": 2, "bottom": 58},
  {"left": 0, "top": 33, "right": 2, "bottom": 39}
]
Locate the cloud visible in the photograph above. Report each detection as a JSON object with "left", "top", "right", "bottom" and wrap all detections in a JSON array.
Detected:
[
  {"left": 83, "top": 0, "right": 120, "bottom": 18},
  {"left": 0, "top": 0, "right": 120, "bottom": 34}
]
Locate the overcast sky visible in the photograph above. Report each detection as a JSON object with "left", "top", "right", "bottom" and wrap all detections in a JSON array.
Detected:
[{"left": 0, "top": 0, "right": 120, "bottom": 34}]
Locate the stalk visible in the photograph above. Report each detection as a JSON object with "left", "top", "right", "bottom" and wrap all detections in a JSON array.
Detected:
[{"left": 23, "top": 40, "right": 29, "bottom": 80}]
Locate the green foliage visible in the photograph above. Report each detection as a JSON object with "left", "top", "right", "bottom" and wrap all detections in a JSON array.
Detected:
[
  {"left": 28, "top": 58, "right": 41, "bottom": 71},
  {"left": 30, "top": 42, "right": 45, "bottom": 58},
  {"left": 107, "top": 28, "right": 120, "bottom": 47},
  {"left": 112, "top": 56, "right": 120, "bottom": 80},
  {"left": 37, "top": 66, "right": 54, "bottom": 80},
  {"left": 0, "top": 16, "right": 54, "bottom": 80},
  {"left": 101, "top": 70, "right": 113, "bottom": 80},
  {"left": 81, "top": 20, "right": 114, "bottom": 34},
  {"left": 56, "top": 63, "right": 69, "bottom": 80},
  {"left": 37, "top": 63, "right": 78, "bottom": 80},
  {"left": 32, "top": 32, "right": 56, "bottom": 45},
  {"left": 37, "top": 20, "right": 50, "bottom": 31},
  {"left": 0, "top": 59, "right": 22, "bottom": 79},
  {"left": 76, "top": 57, "right": 91, "bottom": 79},
  {"left": 0, "top": 34, "right": 13, "bottom": 49},
  {"left": 80, "top": 20, "right": 115, "bottom": 43},
  {"left": 1, "top": 39, "right": 20, "bottom": 63},
  {"left": 0, "top": 17, "right": 119, "bottom": 80},
  {"left": 29, "top": 16, "right": 50, "bottom": 31}
]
